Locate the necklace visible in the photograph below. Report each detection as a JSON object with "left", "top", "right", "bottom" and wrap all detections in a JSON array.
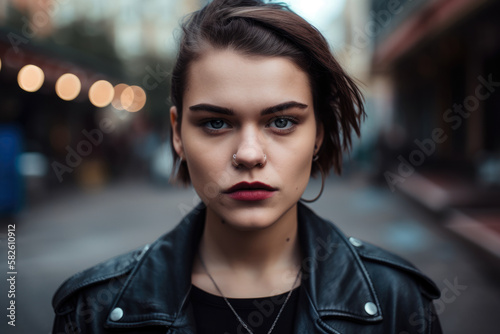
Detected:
[{"left": 197, "top": 249, "right": 302, "bottom": 334}]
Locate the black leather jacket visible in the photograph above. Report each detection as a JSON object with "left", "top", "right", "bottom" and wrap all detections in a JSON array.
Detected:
[{"left": 52, "top": 202, "right": 442, "bottom": 333}]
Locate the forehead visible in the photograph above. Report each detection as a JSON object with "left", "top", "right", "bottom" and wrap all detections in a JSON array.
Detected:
[{"left": 183, "top": 48, "right": 312, "bottom": 110}]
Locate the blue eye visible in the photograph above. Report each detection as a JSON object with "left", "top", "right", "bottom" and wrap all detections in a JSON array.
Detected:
[
  {"left": 270, "top": 118, "right": 294, "bottom": 129},
  {"left": 205, "top": 119, "right": 227, "bottom": 130}
]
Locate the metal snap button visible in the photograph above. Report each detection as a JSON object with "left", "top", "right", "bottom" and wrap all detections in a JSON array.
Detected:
[
  {"left": 349, "top": 237, "right": 363, "bottom": 247},
  {"left": 110, "top": 307, "right": 124, "bottom": 321},
  {"left": 364, "top": 302, "right": 378, "bottom": 316}
]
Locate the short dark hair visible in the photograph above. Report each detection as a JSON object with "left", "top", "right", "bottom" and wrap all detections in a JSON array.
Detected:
[{"left": 170, "top": 0, "right": 365, "bottom": 185}]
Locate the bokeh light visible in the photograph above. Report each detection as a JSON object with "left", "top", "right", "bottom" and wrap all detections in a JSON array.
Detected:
[
  {"left": 120, "top": 85, "right": 147, "bottom": 112},
  {"left": 111, "top": 83, "right": 129, "bottom": 110},
  {"left": 55, "top": 73, "right": 82, "bottom": 101},
  {"left": 18, "top": 64, "right": 45, "bottom": 92},
  {"left": 88, "top": 80, "right": 114, "bottom": 108},
  {"left": 0, "top": 58, "right": 2, "bottom": 72}
]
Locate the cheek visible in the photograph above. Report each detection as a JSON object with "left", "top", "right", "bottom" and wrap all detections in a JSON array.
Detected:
[
  {"left": 184, "top": 154, "right": 219, "bottom": 202},
  {"left": 182, "top": 136, "right": 230, "bottom": 193},
  {"left": 294, "top": 155, "right": 313, "bottom": 187},
  {"left": 273, "top": 140, "right": 314, "bottom": 190},
  {"left": 184, "top": 146, "right": 216, "bottom": 180}
]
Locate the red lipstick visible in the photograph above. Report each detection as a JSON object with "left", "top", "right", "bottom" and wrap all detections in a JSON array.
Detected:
[{"left": 223, "top": 182, "right": 276, "bottom": 201}]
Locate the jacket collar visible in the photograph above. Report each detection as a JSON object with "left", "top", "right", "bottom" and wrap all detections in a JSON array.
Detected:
[{"left": 104, "top": 202, "right": 382, "bottom": 332}]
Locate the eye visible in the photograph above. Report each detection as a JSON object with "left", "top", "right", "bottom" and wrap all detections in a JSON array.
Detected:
[
  {"left": 270, "top": 117, "right": 295, "bottom": 130},
  {"left": 205, "top": 119, "right": 228, "bottom": 130}
]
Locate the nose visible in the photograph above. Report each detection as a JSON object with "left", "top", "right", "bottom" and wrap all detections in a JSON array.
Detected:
[{"left": 232, "top": 127, "right": 267, "bottom": 169}]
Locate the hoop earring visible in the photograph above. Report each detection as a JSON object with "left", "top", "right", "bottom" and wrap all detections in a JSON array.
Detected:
[
  {"left": 170, "top": 157, "right": 183, "bottom": 182},
  {"left": 300, "top": 161, "right": 325, "bottom": 203}
]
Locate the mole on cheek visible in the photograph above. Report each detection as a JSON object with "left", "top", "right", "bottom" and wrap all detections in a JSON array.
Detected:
[{"left": 286, "top": 238, "right": 290, "bottom": 242}]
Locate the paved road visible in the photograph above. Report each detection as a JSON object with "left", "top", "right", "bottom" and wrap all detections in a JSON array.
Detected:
[{"left": 0, "top": 175, "right": 499, "bottom": 333}]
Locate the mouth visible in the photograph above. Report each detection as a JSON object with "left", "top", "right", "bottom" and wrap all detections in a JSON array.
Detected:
[
  {"left": 223, "top": 182, "right": 277, "bottom": 201},
  {"left": 224, "top": 181, "right": 276, "bottom": 193}
]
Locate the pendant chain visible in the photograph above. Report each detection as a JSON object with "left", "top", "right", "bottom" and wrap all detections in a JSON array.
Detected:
[{"left": 197, "top": 249, "right": 301, "bottom": 334}]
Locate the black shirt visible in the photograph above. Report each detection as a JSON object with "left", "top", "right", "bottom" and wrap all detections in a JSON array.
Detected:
[{"left": 190, "top": 284, "right": 300, "bottom": 334}]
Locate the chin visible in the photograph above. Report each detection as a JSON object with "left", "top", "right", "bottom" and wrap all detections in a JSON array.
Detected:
[
  {"left": 226, "top": 222, "right": 270, "bottom": 232},
  {"left": 221, "top": 207, "right": 283, "bottom": 230},
  {"left": 225, "top": 219, "right": 276, "bottom": 232}
]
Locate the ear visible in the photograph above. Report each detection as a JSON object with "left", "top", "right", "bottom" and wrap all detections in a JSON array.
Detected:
[
  {"left": 315, "top": 122, "right": 324, "bottom": 154},
  {"left": 170, "top": 106, "right": 184, "bottom": 159}
]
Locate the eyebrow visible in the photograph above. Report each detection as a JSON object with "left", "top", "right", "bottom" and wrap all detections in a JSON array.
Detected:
[{"left": 188, "top": 101, "right": 308, "bottom": 116}]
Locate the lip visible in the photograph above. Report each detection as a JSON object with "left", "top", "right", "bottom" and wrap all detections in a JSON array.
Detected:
[{"left": 223, "top": 182, "right": 277, "bottom": 201}]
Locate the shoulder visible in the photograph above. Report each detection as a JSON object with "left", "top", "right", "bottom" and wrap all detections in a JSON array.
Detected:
[
  {"left": 346, "top": 236, "right": 440, "bottom": 300},
  {"left": 299, "top": 203, "right": 440, "bottom": 300},
  {"left": 299, "top": 204, "right": 443, "bottom": 332},
  {"left": 52, "top": 244, "right": 150, "bottom": 315},
  {"left": 346, "top": 237, "right": 443, "bottom": 332}
]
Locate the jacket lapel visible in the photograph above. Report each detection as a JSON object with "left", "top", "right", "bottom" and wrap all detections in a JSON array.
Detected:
[{"left": 292, "top": 203, "right": 382, "bottom": 333}]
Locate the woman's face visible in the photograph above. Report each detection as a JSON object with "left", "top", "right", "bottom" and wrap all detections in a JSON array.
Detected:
[{"left": 171, "top": 48, "right": 323, "bottom": 230}]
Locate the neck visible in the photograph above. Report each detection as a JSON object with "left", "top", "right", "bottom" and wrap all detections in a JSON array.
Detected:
[{"left": 199, "top": 204, "right": 301, "bottom": 275}]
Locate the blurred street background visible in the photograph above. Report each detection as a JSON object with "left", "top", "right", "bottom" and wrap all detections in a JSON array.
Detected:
[{"left": 0, "top": 0, "right": 499, "bottom": 333}]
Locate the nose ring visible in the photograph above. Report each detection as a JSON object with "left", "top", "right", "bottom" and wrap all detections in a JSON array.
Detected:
[
  {"left": 232, "top": 153, "right": 267, "bottom": 167},
  {"left": 259, "top": 154, "right": 267, "bottom": 167}
]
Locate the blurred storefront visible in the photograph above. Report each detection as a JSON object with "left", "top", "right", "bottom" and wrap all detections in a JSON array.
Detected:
[
  {"left": 0, "top": 0, "right": 207, "bottom": 213},
  {"left": 371, "top": 0, "right": 500, "bottom": 258},
  {"left": 0, "top": 27, "right": 134, "bottom": 211}
]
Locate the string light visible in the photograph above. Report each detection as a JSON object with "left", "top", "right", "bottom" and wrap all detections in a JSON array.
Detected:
[
  {"left": 89, "top": 80, "right": 114, "bottom": 108},
  {"left": 55, "top": 73, "right": 82, "bottom": 101},
  {"left": 18, "top": 64, "right": 45, "bottom": 92}
]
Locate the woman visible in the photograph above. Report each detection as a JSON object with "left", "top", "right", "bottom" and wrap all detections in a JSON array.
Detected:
[{"left": 52, "top": 0, "right": 442, "bottom": 333}]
